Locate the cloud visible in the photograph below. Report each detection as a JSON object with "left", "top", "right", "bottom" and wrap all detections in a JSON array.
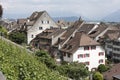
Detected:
[{"left": 1, "top": 0, "right": 120, "bottom": 20}]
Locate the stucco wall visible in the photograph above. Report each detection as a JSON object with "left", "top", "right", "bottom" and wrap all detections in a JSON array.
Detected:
[
  {"left": 27, "top": 12, "right": 58, "bottom": 44},
  {"left": 63, "top": 46, "right": 105, "bottom": 71}
]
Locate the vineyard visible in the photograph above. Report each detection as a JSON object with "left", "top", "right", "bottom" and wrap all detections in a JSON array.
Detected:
[{"left": 0, "top": 38, "right": 66, "bottom": 80}]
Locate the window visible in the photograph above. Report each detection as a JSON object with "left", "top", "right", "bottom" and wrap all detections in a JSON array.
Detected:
[
  {"left": 84, "top": 46, "right": 89, "bottom": 50},
  {"left": 39, "top": 27, "right": 43, "bottom": 30},
  {"left": 63, "top": 53, "right": 66, "bottom": 56},
  {"left": 78, "top": 54, "right": 83, "bottom": 58},
  {"left": 42, "top": 21, "right": 44, "bottom": 24},
  {"left": 31, "top": 35, "right": 34, "bottom": 38},
  {"left": 99, "top": 52, "right": 104, "bottom": 56},
  {"left": 99, "top": 59, "right": 103, "bottom": 63},
  {"left": 84, "top": 54, "right": 90, "bottom": 57},
  {"left": 67, "top": 53, "right": 71, "bottom": 58},
  {"left": 85, "top": 62, "right": 90, "bottom": 65},
  {"left": 91, "top": 46, "right": 96, "bottom": 50}
]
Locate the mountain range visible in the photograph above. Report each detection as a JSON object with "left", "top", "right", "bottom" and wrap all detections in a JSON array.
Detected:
[
  {"left": 53, "top": 10, "right": 120, "bottom": 22},
  {"left": 102, "top": 10, "right": 120, "bottom": 22}
]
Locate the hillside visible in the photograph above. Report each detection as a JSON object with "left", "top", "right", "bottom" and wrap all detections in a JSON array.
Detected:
[{"left": 0, "top": 38, "right": 66, "bottom": 80}]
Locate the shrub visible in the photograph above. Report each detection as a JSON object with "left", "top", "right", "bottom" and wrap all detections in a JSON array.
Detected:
[
  {"left": 98, "top": 64, "right": 108, "bottom": 73},
  {"left": 9, "top": 31, "right": 27, "bottom": 44},
  {"left": 93, "top": 72, "right": 103, "bottom": 80}
]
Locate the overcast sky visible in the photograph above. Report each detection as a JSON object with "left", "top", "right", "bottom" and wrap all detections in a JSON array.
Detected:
[{"left": 1, "top": 0, "right": 120, "bottom": 20}]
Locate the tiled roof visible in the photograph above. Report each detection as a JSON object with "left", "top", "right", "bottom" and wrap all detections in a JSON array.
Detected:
[
  {"left": 17, "top": 18, "right": 27, "bottom": 25},
  {"left": 78, "top": 23, "right": 95, "bottom": 34},
  {"left": 103, "top": 63, "right": 120, "bottom": 80},
  {"left": 29, "top": 11, "right": 45, "bottom": 21},
  {"left": 60, "top": 20, "right": 84, "bottom": 45},
  {"left": 35, "top": 28, "right": 65, "bottom": 39},
  {"left": 60, "top": 32, "right": 100, "bottom": 54},
  {"left": 27, "top": 11, "right": 45, "bottom": 26},
  {"left": 104, "top": 30, "right": 120, "bottom": 40},
  {"left": 89, "top": 23, "right": 108, "bottom": 38}
]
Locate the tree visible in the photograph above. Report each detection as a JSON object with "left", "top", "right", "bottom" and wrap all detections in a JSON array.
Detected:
[
  {"left": 57, "top": 62, "right": 89, "bottom": 80},
  {"left": 98, "top": 64, "right": 108, "bottom": 73},
  {"left": 0, "top": 5, "right": 3, "bottom": 18},
  {"left": 9, "top": 31, "right": 27, "bottom": 44},
  {"left": 93, "top": 72, "right": 103, "bottom": 80},
  {"left": 0, "top": 26, "right": 8, "bottom": 37},
  {"left": 35, "top": 50, "right": 57, "bottom": 70}
]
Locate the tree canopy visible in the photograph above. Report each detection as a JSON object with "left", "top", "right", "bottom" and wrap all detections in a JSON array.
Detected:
[
  {"left": 93, "top": 72, "right": 103, "bottom": 80},
  {"left": 9, "top": 31, "right": 27, "bottom": 44},
  {"left": 98, "top": 64, "right": 108, "bottom": 73}
]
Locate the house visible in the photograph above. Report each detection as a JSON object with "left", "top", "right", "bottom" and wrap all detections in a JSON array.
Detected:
[
  {"left": 31, "top": 28, "right": 66, "bottom": 53},
  {"left": 57, "top": 20, "right": 84, "bottom": 49},
  {"left": 104, "top": 30, "right": 120, "bottom": 62},
  {"left": 60, "top": 32, "right": 105, "bottom": 71},
  {"left": 26, "top": 11, "right": 58, "bottom": 44},
  {"left": 103, "top": 63, "right": 120, "bottom": 80}
]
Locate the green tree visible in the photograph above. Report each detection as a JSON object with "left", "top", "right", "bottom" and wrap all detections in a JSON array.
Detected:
[
  {"left": 0, "top": 26, "right": 8, "bottom": 37},
  {"left": 9, "top": 31, "right": 27, "bottom": 44},
  {"left": 93, "top": 72, "right": 103, "bottom": 80},
  {"left": 98, "top": 64, "right": 108, "bottom": 73},
  {"left": 35, "top": 50, "right": 57, "bottom": 70},
  {"left": 57, "top": 62, "right": 89, "bottom": 80}
]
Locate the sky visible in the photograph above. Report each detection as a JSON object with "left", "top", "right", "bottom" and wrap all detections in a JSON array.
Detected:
[{"left": 1, "top": 0, "right": 120, "bottom": 20}]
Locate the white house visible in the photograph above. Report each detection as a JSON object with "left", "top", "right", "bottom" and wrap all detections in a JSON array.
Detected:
[
  {"left": 26, "top": 11, "right": 58, "bottom": 44},
  {"left": 60, "top": 32, "right": 105, "bottom": 71}
]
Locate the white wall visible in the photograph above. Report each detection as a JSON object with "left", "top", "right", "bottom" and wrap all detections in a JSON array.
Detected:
[
  {"left": 63, "top": 46, "right": 105, "bottom": 71},
  {"left": 27, "top": 12, "right": 58, "bottom": 44},
  {"left": 63, "top": 53, "right": 73, "bottom": 62}
]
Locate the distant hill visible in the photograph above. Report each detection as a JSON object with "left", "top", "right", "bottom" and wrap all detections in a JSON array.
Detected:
[
  {"left": 102, "top": 10, "right": 120, "bottom": 22},
  {"left": 53, "top": 16, "right": 92, "bottom": 22},
  {"left": 53, "top": 16, "right": 79, "bottom": 22}
]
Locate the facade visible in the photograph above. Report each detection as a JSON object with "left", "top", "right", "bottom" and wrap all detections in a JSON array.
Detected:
[
  {"left": 31, "top": 28, "right": 66, "bottom": 52},
  {"left": 60, "top": 32, "right": 105, "bottom": 71},
  {"left": 104, "top": 30, "right": 120, "bottom": 62},
  {"left": 26, "top": 11, "right": 58, "bottom": 44}
]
